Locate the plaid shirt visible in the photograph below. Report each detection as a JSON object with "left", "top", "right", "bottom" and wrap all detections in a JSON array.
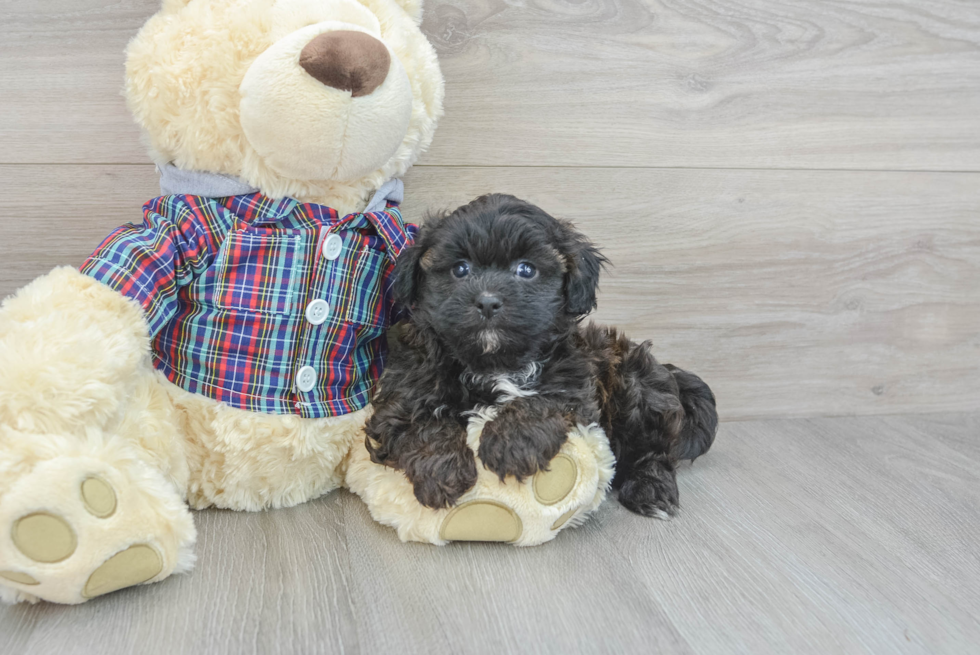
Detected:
[{"left": 80, "top": 193, "right": 416, "bottom": 418}]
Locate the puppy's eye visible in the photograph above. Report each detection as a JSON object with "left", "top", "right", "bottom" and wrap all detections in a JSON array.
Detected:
[
  {"left": 515, "top": 262, "right": 537, "bottom": 279},
  {"left": 451, "top": 261, "right": 470, "bottom": 278}
]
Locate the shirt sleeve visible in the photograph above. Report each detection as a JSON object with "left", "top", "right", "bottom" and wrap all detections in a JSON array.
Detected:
[{"left": 80, "top": 195, "right": 235, "bottom": 337}]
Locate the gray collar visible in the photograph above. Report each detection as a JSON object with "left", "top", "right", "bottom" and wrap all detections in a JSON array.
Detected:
[
  {"left": 158, "top": 163, "right": 258, "bottom": 197},
  {"left": 157, "top": 164, "right": 403, "bottom": 213}
]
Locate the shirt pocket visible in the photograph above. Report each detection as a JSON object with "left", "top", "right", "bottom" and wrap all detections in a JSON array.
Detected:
[
  {"left": 205, "top": 229, "right": 301, "bottom": 316},
  {"left": 329, "top": 239, "right": 392, "bottom": 328}
]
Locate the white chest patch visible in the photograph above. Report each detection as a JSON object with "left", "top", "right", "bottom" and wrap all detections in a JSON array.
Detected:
[{"left": 462, "top": 362, "right": 542, "bottom": 404}]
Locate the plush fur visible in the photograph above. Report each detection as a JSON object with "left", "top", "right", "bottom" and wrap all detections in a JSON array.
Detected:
[
  {"left": 0, "top": 0, "right": 442, "bottom": 604},
  {"left": 365, "top": 194, "right": 718, "bottom": 517}
]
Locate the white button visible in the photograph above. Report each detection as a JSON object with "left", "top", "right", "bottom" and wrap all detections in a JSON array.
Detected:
[
  {"left": 305, "top": 299, "right": 330, "bottom": 325},
  {"left": 323, "top": 234, "right": 343, "bottom": 260},
  {"left": 296, "top": 366, "right": 317, "bottom": 393}
]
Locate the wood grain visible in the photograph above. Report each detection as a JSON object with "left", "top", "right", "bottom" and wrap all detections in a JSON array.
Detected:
[
  {"left": 593, "top": 412, "right": 980, "bottom": 654},
  {"left": 0, "top": 164, "right": 159, "bottom": 288},
  {"left": 3, "top": 164, "right": 976, "bottom": 421},
  {"left": 340, "top": 493, "right": 692, "bottom": 654},
  {"left": 2, "top": 0, "right": 980, "bottom": 169},
  {"left": 422, "top": 0, "right": 980, "bottom": 169},
  {"left": 0, "top": 0, "right": 149, "bottom": 164},
  {"left": 2, "top": 412, "right": 978, "bottom": 654}
]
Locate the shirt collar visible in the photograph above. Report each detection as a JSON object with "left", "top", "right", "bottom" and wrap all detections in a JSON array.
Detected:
[
  {"left": 230, "top": 194, "right": 302, "bottom": 224},
  {"left": 159, "top": 163, "right": 403, "bottom": 216},
  {"left": 157, "top": 164, "right": 411, "bottom": 260},
  {"left": 225, "top": 191, "right": 410, "bottom": 262}
]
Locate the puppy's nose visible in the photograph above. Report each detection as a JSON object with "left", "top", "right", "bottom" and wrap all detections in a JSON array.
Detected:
[
  {"left": 475, "top": 292, "right": 503, "bottom": 319},
  {"left": 299, "top": 31, "right": 390, "bottom": 98}
]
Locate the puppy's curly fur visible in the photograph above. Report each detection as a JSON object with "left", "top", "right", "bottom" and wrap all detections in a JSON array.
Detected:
[{"left": 365, "top": 194, "right": 718, "bottom": 517}]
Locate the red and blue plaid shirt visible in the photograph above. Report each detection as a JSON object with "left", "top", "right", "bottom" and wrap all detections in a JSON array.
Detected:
[{"left": 80, "top": 193, "right": 416, "bottom": 418}]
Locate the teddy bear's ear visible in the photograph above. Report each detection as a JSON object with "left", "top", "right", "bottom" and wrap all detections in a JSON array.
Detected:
[{"left": 391, "top": 0, "right": 424, "bottom": 23}]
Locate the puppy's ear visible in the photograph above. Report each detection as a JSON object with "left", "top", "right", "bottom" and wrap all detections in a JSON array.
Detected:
[
  {"left": 392, "top": 242, "right": 427, "bottom": 308},
  {"left": 562, "top": 227, "right": 606, "bottom": 316}
]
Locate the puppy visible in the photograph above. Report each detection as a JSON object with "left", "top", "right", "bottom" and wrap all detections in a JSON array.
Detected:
[{"left": 365, "top": 194, "right": 718, "bottom": 518}]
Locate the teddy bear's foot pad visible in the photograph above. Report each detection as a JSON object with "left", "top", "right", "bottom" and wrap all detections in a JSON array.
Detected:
[
  {"left": 551, "top": 506, "right": 579, "bottom": 530},
  {"left": 0, "top": 571, "right": 39, "bottom": 585},
  {"left": 439, "top": 501, "right": 523, "bottom": 542},
  {"left": 12, "top": 512, "right": 78, "bottom": 563},
  {"left": 83, "top": 544, "right": 162, "bottom": 599},
  {"left": 80, "top": 476, "right": 117, "bottom": 518},
  {"left": 532, "top": 454, "right": 578, "bottom": 505}
]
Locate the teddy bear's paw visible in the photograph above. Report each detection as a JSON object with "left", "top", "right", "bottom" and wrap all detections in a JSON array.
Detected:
[
  {"left": 437, "top": 453, "right": 583, "bottom": 543},
  {"left": 346, "top": 422, "right": 617, "bottom": 546},
  {"left": 0, "top": 455, "right": 196, "bottom": 604}
]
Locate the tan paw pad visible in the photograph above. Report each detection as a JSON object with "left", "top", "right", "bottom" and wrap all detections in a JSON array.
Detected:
[
  {"left": 82, "top": 544, "right": 163, "bottom": 599},
  {"left": 12, "top": 513, "right": 77, "bottom": 563},
  {"left": 440, "top": 501, "right": 523, "bottom": 543},
  {"left": 551, "top": 507, "right": 579, "bottom": 530},
  {"left": 0, "top": 571, "right": 39, "bottom": 586},
  {"left": 533, "top": 454, "right": 578, "bottom": 505},
  {"left": 80, "top": 476, "right": 117, "bottom": 518}
]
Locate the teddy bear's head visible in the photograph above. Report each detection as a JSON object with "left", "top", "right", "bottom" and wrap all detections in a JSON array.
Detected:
[{"left": 125, "top": 0, "right": 443, "bottom": 211}]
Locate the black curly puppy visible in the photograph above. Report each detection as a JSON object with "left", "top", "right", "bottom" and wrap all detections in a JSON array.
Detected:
[{"left": 365, "top": 194, "right": 718, "bottom": 518}]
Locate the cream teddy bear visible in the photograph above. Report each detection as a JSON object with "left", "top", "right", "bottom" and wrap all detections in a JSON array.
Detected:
[{"left": 0, "top": 0, "right": 612, "bottom": 606}]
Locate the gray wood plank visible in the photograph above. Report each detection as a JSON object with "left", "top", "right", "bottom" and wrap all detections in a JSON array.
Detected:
[
  {"left": 0, "top": 0, "right": 150, "bottom": 164},
  {"left": 1, "top": 413, "right": 978, "bottom": 654},
  {"left": 2, "top": 0, "right": 980, "bottom": 170},
  {"left": 595, "top": 414, "right": 980, "bottom": 654},
  {"left": 0, "top": 164, "right": 160, "bottom": 289},
  {"left": 2, "top": 164, "right": 978, "bottom": 421},
  {"left": 422, "top": 0, "right": 980, "bottom": 169},
  {"left": 340, "top": 490, "right": 693, "bottom": 655}
]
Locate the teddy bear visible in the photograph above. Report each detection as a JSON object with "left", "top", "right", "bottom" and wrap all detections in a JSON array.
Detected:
[{"left": 0, "top": 0, "right": 612, "bottom": 606}]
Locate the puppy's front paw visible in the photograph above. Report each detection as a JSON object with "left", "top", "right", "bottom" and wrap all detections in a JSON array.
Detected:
[
  {"left": 478, "top": 416, "right": 565, "bottom": 482},
  {"left": 411, "top": 477, "right": 471, "bottom": 510},
  {"left": 478, "top": 433, "right": 548, "bottom": 482},
  {"left": 404, "top": 449, "right": 479, "bottom": 510}
]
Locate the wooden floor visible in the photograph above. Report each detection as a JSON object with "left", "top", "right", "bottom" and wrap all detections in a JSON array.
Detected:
[
  {"left": 1, "top": 411, "right": 978, "bottom": 654},
  {"left": 2, "top": 1, "right": 980, "bottom": 653}
]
